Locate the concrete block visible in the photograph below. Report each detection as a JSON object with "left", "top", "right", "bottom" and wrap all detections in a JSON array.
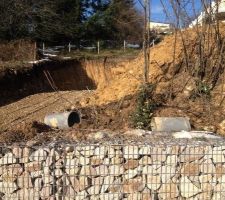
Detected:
[{"left": 151, "top": 117, "right": 191, "bottom": 132}]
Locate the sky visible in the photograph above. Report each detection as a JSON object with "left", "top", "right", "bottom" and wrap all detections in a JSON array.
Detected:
[{"left": 136, "top": 0, "right": 203, "bottom": 23}]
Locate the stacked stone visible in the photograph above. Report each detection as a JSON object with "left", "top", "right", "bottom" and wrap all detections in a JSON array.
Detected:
[{"left": 0, "top": 144, "right": 225, "bottom": 199}]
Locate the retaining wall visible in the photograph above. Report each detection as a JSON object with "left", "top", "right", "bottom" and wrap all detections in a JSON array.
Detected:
[{"left": 0, "top": 142, "right": 225, "bottom": 199}]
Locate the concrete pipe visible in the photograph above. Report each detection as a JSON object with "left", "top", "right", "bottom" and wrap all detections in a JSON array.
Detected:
[{"left": 44, "top": 111, "right": 80, "bottom": 129}]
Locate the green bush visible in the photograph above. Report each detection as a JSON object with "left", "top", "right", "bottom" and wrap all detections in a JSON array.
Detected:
[{"left": 132, "top": 83, "right": 160, "bottom": 130}]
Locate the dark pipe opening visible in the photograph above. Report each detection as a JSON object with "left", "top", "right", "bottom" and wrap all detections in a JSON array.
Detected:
[{"left": 68, "top": 112, "right": 81, "bottom": 127}]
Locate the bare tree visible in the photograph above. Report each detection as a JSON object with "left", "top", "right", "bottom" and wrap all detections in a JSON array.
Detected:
[{"left": 138, "top": 0, "right": 151, "bottom": 84}]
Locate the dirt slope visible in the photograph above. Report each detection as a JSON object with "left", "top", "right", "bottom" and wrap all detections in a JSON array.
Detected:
[{"left": 1, "top": 25, "right": 225, "bottom": 144}]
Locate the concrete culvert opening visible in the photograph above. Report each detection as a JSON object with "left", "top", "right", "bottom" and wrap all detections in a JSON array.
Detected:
[
  {"left": 68, "top": 112, "right": 81, "bottom": 127},
  {"left": 44, "top": 111, "right": 81, "bottom": 129}
]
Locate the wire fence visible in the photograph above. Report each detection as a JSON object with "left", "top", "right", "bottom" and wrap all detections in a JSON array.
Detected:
[{"left": 0, "top": 142, "right": 225, "bottom": 199}]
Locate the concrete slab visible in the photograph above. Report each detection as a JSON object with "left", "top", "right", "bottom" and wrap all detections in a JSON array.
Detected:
[{"left": 151, "top": 117, "right": 191, "bottom": 132}]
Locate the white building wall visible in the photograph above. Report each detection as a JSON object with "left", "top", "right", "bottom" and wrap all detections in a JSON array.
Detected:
[{"left": 189, "top": 0, "right": 225, "bottom": 27}]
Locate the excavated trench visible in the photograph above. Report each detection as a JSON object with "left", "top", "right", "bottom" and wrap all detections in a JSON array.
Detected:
[{"left": 0, "top": 58, "right": 114, "bottom": 106}]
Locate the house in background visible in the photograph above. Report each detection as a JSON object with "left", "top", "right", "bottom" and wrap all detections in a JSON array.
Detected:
[
  {"left": 189, "top": 0, "right": 225, "bottom": 28},
  {"left": 149, "top": 21, "right": 172, "bottom": 33}
]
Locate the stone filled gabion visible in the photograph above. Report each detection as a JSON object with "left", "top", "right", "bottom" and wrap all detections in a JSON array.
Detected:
[{"left": 0, "top": 144, "right": 225, "bottom": 199}]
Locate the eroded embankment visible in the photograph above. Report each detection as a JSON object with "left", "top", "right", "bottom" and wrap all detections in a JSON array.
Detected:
[{"left": 0, "top": 58, "right": 115, "bottom": 106}]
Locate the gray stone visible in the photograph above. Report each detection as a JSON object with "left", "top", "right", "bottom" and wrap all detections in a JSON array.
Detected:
[{"left": 151, "top": 117, "right": 191, "bottom": 132}]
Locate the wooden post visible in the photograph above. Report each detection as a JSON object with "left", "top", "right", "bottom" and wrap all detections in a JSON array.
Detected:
[
  {"left": 69, "top": 42, "right": 71, "bottom": 53},
  {"left": 33, "top": 42, "right": 36, "bottom": 61},
  {"left": 42, "top": 42, "right": 45, "bottom": 53},
  {"left": 97, "top": 41, "right": 100, "bottom": 55},
  {"left": 124, "top": 40, "right": 126, "bottom": 52}
]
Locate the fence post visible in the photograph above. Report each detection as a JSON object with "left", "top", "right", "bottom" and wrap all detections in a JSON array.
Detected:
[
  {"left": 124, "top": 40, "right": 126, "bottom": 52},
  {"left": 97, "top": 41, "right": 100, "bottom": 55},
  {"left": 33, "top": 41, "right": 36, "bottom": 61},
  {"left": 42, "top": 42, "right": 45, "bottom": 54},
  {"left": 68, "top": 42, "right": 71, "bottom": 53}
]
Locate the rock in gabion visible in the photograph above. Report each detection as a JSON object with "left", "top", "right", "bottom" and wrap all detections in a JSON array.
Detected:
[{"left": 0, "top": 142, "right": 224, "bottom": 199}]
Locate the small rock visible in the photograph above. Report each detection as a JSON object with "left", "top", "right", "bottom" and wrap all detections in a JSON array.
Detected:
[
  {"left": 95, "top": 165, "right": 109, "bottom": 176},
  {"left": 158, "top": 180, "right": 179, "bottom": 199},
  {"left": 146, "top": 174, "right": 161, "bottom": 190},
  {"left": 124, "top": 168, "right": 139, "bottom": 179},
  {"left": 201, "top": 159, "right": 216, "bottom": 174},
  {"left": 180, "top": 176, "right": 201, "bottom": 198},
  {"left": 124, "top": 146, "right": 139, "bottom": 159},
  {"left": 108, "top": 165, "right": 124, "bottom": 176},
  {"left": 139, "top": 146, "right": 151, "bottom": 155},
  {"left": 180, "top": 146, "right": 204, "bottom": 162},
  {"left": 101, "top": 176, "right": 114, "bottom": 193},
  {"left": 78, "top": 156, "right": 90, "bottom": 165},
  {"left": 91, "top": 156, "right": 103, "bottom": 166},
  {"left": 70, "top": 176, "right": 89, "bottom": 192},
  {"left": 123, "top": 177, "right": 145, "bottom": 193},
  {"left": 181, "top": 162, "right": 200, "bottom": 176},
  {"left": 29, "top": 149, "right": 48, "bottom": 161},
  {"left": 157, "top": 165, "right": 176, "bottom": 183},
  {"left": 80, "top": 166, "right": 96, "bottom": 176},
  {"left": 0, "top": 182, "right": 18, "bottom": 194},
  {"left": 139, "top": 156, "right": 152, "bottom": 165},
  {"left": 87, "top": 185, "right": 101, "bottom": 195},
  {"left": 124, "top": 159, "right": 139, "bottom": 170},
  {"left": 124, "top": 129, "right": 147, "bottom": 137},
  {"left": 93, "top": 132, "right": 108, "bottom": 140},
  {"left": 17, "top": 172, "right": 33, "bottom": 188},
  {"left": 25, "top": 161, "right": 42, "bottom": 172},
  {"left": 111, "top": 156, "right": 124, "bottom": 165},
  {"left": 108, "top": 178, "right": 122, "bottom": 193},
  {"left": 0, "top": 152, "right": 17, "bottom": 165}
]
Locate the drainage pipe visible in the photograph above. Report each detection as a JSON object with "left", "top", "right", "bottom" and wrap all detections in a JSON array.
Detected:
[{"left": 44, "top": 111, "right": 80, "bottom": 129}]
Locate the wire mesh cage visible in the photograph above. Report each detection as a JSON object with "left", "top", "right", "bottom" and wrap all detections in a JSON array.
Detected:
[{"left": 0, "top": 142, "right": 225, "bottom": 199}]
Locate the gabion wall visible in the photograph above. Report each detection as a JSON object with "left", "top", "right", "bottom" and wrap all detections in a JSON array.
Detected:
[{"left": 0, "top": 143, "right": 225, "bottom": 199}]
